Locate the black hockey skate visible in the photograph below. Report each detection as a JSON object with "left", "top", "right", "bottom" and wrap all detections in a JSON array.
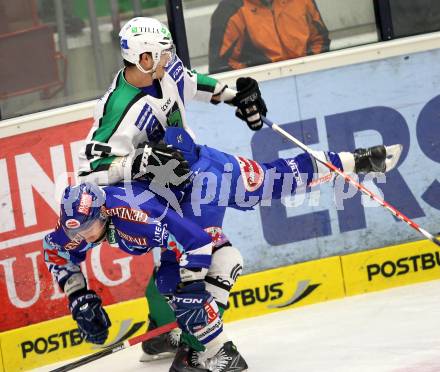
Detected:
[
  {"left": 139, "top": 317, "right": 180, "bottom": 362},
  {"left": 169, "top": 344, "right": 209, "bottom": 372},
  {"left": 204, "top": 341, "right": 248, "bottom": 372},
  {"left": 354, "top": 144, "right": 402, "bottom": 173}
]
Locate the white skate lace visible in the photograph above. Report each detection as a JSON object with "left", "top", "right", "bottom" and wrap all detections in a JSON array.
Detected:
[
  {"left": 169, "top": 328, "right": 181, "bottom": 347},
  {"left": 190, "top": 350, "right": 204, "bottom": 367},
  {"left": 205, "top": 348, "right": 233, "bottom": 372}
]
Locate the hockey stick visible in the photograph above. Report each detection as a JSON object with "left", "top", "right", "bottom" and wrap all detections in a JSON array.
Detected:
[
  {"left": 262, "top": 116, "right": 440, "bottom": 247},
  {"left": 49, "top": 321, "right": 178, "bottom": 372}
]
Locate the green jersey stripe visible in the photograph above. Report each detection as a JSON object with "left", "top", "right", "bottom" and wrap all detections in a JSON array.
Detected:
[
  {"left": 92, "top": 72, "right": 145, "bottom": 143},
  {"left": 195, "top": 72, "right": 217, "bottom": 93}
]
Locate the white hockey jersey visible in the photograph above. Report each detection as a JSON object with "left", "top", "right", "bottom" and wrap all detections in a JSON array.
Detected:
[{"left": 77, "top": 56, "right": 221, "bottom": 184}]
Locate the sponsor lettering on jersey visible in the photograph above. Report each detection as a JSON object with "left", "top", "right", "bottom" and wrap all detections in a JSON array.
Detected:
[
  {"left": 153, "top": 222, "right": 168, "bottom": 245},
  {"left": 194, "top": 316, "right": 222, "bottom": 340},
  {"left": 161, "top": 97, "right": 172, "bottom": 112},
  {"left": 236, "top": 156, "right": 264, "bottom": 192},
  {"left": 286, "top": 159, "right": 303, "bottom": 186},
  {"left": 173, "top": 65, "right": 183, "bottom": 80},
  {"left": 309, "top": 173, "right": 333, "bottom": 187},
  {"left": 78, "top": 193, "right": 92, "bottom": 215},
  {"left": 204, "top": 302, "right": 218, "bottom": 324},
  {"left": 106, "top": 207, "right": 149, "bottom": 223},
  {"left": 116, "top": 228, "right": 149, "bottom": 246},
  {"left": 64, "top": 236, "right": 83, "bottom": 251}
]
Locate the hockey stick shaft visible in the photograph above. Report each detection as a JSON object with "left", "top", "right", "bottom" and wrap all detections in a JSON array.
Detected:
[
  {"left": 49, "top": 321, "right": 178, "bottom": 372},
  {"left": 262, "top": 116, "right": 440, "bottom": 247}
]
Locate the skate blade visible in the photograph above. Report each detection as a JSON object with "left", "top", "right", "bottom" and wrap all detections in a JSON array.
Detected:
[
  {"left": 139, "top": 351, "right": 175, "bottom": 362},
  {"left": 384, "top": 144, "right": 403, "bottom": 172}
]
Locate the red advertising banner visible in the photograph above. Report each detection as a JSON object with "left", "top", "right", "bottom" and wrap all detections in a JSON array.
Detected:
[{"left": 0, "top": 119, "right": 153, "bottom": 332}]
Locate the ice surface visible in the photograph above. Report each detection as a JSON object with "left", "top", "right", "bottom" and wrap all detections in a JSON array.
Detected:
[{"left": 34, "top": 280, "right": 440, "bottom": 372}]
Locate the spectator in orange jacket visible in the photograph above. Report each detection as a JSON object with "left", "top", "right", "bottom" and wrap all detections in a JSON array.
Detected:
[{"left": 209, "top": 0, "right": 330, "bottom": 73}]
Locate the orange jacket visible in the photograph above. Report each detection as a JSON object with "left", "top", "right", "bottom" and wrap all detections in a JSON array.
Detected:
[{"left": 209, "top": 0, "right": 330, "bottom": 73}]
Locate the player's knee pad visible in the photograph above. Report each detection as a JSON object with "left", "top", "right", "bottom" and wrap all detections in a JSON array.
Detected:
[{"left": 205, "top": 245, "right": 243, "bottom": 307}]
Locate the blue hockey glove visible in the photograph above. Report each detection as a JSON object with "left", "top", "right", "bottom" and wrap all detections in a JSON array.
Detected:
[
  {"left": 171, "top": 281, "right": 222, "bottom": 343},
  {"left": 231, "top": 77, "right": 267, "bottom": 131},
  {"left": 69, "top": 290, "right": 111, "bottom": 345}
]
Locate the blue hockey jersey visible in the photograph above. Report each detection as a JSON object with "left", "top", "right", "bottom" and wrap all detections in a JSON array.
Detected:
[{"left": 43, "top": 181, "right": 213, "bottom": 291}]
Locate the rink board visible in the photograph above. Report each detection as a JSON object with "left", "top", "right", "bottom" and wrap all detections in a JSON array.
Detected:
[
  {"left": 223, "top": 256, "right": 345, "bottom": 322},
  {"left": 0, "top": 343, "right": 4, "bottom": 372},
  {"left": 342, "top": 238, "right": 440, "bottom": 295},
  {"left": 0, "top": 256, "right": 345, "bottom": 371},
  {"left": 0, "top": 297, "right": 148, "bottom": 372},
  {"left": 1, "top": 241, "right": 439, "bottom": 371}
]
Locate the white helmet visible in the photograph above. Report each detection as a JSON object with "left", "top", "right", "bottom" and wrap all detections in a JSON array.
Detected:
[{"left": 119, "top": 17, "right": 176, "bottom": 74}]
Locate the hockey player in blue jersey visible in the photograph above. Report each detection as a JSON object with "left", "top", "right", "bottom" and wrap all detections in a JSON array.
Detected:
[
  {"left": 43, "top": 181, "right": 249, "bottom": 371},
  {"left": 43, "top": 138, "right": 403, "bottom": 371}
]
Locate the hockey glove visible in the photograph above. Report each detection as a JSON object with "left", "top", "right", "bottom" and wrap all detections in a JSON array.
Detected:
[
  {"left": 131, "top": 143, "right": 191, "bottom": 185},
  {"left": 69, "top": 290, "right": 111, "bottom": 345},
  {"left": 170, "top": 281, "right": 222, "bottom": 342},
  {"left": 231, "top": 77, "right": 268, "bottom": 131}
]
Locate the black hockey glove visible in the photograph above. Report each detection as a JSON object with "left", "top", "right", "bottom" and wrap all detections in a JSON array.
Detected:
[
  {"left": 131, "top": 143, "right": 191, "bottom": 186},
  {"left": 69, "top": 290, "right": 111, "bottom": 345},
  {"left": 231, "top": 77, "right": 268, "bottom": 131}
]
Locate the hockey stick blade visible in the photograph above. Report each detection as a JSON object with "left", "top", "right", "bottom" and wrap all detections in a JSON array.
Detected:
[
  {"left": 49, "top": 321, "right": 178, "bottom": 372},
  {"left": 261, "top": 116, "right": 440, "bottom": 247}
]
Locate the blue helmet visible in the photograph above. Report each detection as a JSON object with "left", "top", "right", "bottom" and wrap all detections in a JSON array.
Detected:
[{"left": 60, "top": 183, "right": 107, "bottom": 239}]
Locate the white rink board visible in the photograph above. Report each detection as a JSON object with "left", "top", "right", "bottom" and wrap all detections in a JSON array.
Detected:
[{"left": 36, "top": 280, "right": 440, "bottom": 372}]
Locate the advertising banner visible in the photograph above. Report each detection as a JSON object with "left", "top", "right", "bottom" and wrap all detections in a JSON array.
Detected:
[
  {"left": 0, "top": 298, "right": 148, "bottom": 372},
  {"left": 0, "top": 120, "right": 153, "bottom": 332},
  {"left": 224, "top": 256, "right": 345, "bottom": 322},
  {"left": 342, "top": 239, "right": 440, "bottom": 295},
  {"left": 186, "top": 48, "right": 440, "bottom": 273}
]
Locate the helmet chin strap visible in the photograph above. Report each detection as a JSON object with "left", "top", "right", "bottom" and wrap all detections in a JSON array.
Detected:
[{"left": 136, "top": 61, "right": 159, "bottom": 79}]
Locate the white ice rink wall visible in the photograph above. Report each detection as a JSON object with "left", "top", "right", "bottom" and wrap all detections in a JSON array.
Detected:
[{"left": 1, "top": 32, "right": 440, "bottom": 372}]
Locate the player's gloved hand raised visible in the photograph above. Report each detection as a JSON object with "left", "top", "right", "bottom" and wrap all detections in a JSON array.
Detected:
[
  {"left": 69, "top": 290, "right": 111, "bottom": 345},
  {"left": 131, "top": 143, "right": 191, "bottom": 185},
  {"left": 231, "top": 77, "right": 268, "bottom": 131}
]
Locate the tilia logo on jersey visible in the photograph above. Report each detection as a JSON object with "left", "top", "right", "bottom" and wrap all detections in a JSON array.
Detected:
[
  {"left": 228, "top": 280, "right": 320, "bottom": 309},
  {"left": 366, "top": 251, "right": 440, "bottom": 281}
]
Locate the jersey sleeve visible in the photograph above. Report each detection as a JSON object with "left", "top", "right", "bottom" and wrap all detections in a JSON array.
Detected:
[
  {"left": 183, "top": 68, "right": 223, "bottom": 103},
  {"left": 42, "top": 224, "right": 92, "bottom": 295},
  {"left": 152, "top": 206, "right": 213, "bottom": 270}
]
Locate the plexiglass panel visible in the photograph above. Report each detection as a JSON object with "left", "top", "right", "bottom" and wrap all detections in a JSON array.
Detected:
[{"left": 183, "top": 0, "right": 379, "bottom": 74}]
